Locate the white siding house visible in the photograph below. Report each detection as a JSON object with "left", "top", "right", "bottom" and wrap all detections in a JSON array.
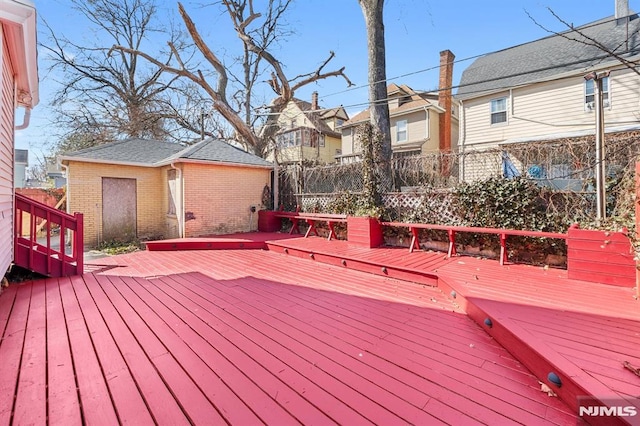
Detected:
[
  {"left": 457, "top": 1, "right": 640, "bottom": 182},
  {"left": 0, "top": 0, "right": 38, "bottom": 277}
]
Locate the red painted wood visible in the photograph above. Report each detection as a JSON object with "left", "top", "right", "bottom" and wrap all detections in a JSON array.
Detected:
[
  {"left": 167, "top": 274, "right": 438, "bottom": 425},
  {"left": 58, "top": 277, "right": 120, "bottom": 424},
  {"left": 80, "top": 274, "right": 191, "bottom": 425},
  {"left": 132, "top": 274, "right": 340, "bottom": 425},
  {"left": 257, "top": 210, "right": 281, "bottom": 232},
  {"left": 567, "top": 227, "right": 635, "bottom": 287},
  {"left": 46, "top": 279, "right": 82, "bottom": 426},
  {"left": 69, "top": 275, "right": 157, "bottom": 425},
  {"left": 93, "top": 275, "right": 224, "bottom": 426},
  {"left": 99, "top": 275, "right": 265, "bottom": 425},
  {"left": 13, "top": 245, "right": 626, "bottom": 423},
  {"left": 347, "top": 216, "right": 384, "bottom": 248},
  {"left": 13, "top": 282, "right": 47, "bottom": 425},
  {"left": 14, "top": 193, "right": 83, "bottom": 278},
  {"left": 0, "top": 285, "right": 31, "bottom": 425}
]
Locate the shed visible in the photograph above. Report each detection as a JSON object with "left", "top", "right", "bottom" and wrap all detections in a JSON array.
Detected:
[{"left": 60, "top": 138, "right": 273, "bottom": 248}]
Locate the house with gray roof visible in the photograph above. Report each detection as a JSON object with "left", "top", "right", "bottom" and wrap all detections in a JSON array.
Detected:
[
  {"left": 457, "top": 0, "right": 640, "bottom": 183},
  {"left": 60, "top": 138, "right": 273, "bottom": 248}
]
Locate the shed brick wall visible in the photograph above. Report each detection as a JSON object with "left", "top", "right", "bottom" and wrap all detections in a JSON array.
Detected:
[
  {"left": 182, "top": 163, "right": 270, "bottom": 237},
  {"left": 67, "top": 161, "right": 168, "bottom": 248}
]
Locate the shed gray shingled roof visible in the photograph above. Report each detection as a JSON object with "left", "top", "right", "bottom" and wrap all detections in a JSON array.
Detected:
[
  {"left": 62, "top": 137, "right": 272, "bottom": 168},
  {"left": 457, "top": 14, "right": 640, "bottom": 100},
  {"left": 170, "top": 138, "right": 273, "bottom": 167},
  {"left": 63, "top": 138, "right": 183, "bottom": 164}
]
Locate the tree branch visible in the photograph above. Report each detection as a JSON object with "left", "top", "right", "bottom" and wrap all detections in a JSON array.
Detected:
[{"left": 526, "top": 8, "right": 640, "bottom": 76}]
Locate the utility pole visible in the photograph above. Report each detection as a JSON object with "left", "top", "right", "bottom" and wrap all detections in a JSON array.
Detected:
[{"left": 584, "top": 70, "right": 609, "bottom": 221}]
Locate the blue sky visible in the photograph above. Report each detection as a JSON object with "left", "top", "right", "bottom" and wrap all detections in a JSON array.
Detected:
[{"left": 17, "top": 0, "right": 633, "bottom": 165}]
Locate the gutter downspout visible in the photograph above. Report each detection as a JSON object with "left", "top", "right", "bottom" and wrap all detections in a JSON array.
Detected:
[
  {"left": 424, "top": 106, "right": 430, "bottom": 152},
  {"left": 459, "top": 99, "right": 466, "bottom": 181},
  {"left": 60, "top": 162, "right": 70, "bottom": 214},
  {"left": 170, "top": 163, "right": 185, "bottom": 238},
  {"left": 15, "top": 107, "right": 31, "bottom": 130}
]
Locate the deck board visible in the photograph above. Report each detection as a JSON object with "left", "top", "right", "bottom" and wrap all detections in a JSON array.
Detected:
[
  {"left": 0, "top": 242, "right": 593, "bottom": 424},
  {"left": 81, "top": 273, "right": 191, "bottom": 425},
  {"left": 13, "top": 283, "right": 48, "bottom": 426},
  {"left": 0, "top": 285, "right": 30, "bottom": 425},
  {"left": 70, "top": 274, "right": 157, "bottom": 425},
  {"left": 115, "top": 275, "right": 296, "bottom": 425},
  {"left": 58, "top": 276, "right": 120, "bottom": 425},
  {"left": 45, "top": 278, "right": 82, "bottom": 426}
]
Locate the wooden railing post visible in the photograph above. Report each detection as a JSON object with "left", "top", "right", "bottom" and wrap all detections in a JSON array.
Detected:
[
  {"left": 447, "top": 230, "right": 457, "bottom": 257},
  {"left": 75, "top": 213, "right": 84, "bottom": 275}
]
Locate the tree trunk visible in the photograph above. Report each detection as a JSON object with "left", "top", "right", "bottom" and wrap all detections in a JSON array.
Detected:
[{"left": 359, "top": 0, "right": 392, "bottom": 189}]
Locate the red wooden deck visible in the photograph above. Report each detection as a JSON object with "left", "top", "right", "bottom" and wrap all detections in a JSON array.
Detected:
[{"left": 0, "top": 244, "right": 579, "bottom": 424}]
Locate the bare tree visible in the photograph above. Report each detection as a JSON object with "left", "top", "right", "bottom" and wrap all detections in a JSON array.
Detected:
[
  {"left": 111, "top": 0, "right": 352, "bottom": 157},
  {"left": 358, "top": 0, "right": 392, "bottom": 190},
  {"left": 526, "top": 8, "right": 640, "bottom": 76},
  {"left": 42, "top": 0, "right": 202, "bottom": 145}
]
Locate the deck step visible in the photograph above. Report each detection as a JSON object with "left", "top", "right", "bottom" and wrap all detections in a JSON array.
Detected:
[
  {"left": 267, "top": 241, "right": 439, "bottom": 287},
  {"left": 436, "top": 275, "right": 638, "bottom": 426}
]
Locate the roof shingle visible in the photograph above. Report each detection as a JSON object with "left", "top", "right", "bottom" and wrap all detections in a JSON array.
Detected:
[
  {"left": 62, "top": 138, "right": 272, "bottom": 168},
  {"left": 457, "top": 14, "right": 640, "bottom": 99}
]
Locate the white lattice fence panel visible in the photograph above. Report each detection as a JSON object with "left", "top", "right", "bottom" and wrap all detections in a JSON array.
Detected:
[{"left": 300, "top": 195, "right": 333, "bottom": 211}]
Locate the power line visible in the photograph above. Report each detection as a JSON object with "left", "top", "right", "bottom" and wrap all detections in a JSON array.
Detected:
[{"left": 320, "top": 14, "right": 639, "bottom": 106}]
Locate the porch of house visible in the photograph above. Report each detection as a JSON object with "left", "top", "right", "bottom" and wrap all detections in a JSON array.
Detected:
[{"left": 1, "top": 232, "right": 639, "bottom": 424}]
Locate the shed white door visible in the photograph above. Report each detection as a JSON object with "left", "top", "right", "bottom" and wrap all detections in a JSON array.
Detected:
[{"left": 102, "top": 177, "right": 137, "bottom": 243}]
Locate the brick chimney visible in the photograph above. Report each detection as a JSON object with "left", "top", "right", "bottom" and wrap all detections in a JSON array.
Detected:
[
  {"left": 311, "top": 91, "right": 319, "bottom": 110},
  {"left": 438, "top": 50, "right": 455, "bottom": 153}
]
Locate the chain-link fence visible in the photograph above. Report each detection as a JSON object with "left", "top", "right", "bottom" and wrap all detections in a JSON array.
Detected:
[{"left": 278, "top": 131, "right": 640, "bottom": 228}]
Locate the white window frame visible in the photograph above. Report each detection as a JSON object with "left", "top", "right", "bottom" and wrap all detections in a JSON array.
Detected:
[
  {"left": 396, "top": 119, "right": 408, "bottom": 143},
  {"left": 585, "top": 76, "right": 610, "bottom": 111},
  {"left": 490, "top": 97, "right": 507, "bottom": 125}
]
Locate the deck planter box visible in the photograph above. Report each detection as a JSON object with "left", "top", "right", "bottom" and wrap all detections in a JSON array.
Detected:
[
  {"left": 347, "top": 216, "right": 383, "bottom": 248},
  {"left": 567, "top": 225, "right": 636, "bottom": 287},
  {"left": 258, "top": 210, "right": 281, "bottom": 233}
]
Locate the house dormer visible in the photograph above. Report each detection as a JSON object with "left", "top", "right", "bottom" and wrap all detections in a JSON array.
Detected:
[{"left": 387, "top": 84, "right": 413, "bottom": 109}]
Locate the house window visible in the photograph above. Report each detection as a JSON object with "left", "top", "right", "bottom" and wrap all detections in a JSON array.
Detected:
[
  {"left": 319, "top": 135, "right": 325, "bottom": 147},
  {"left": 490, "top": 98, "right": 507, "bottom": 124},
  {"left": 167, "top": 169, "right": 177, "bottom": 216},
  {"left": 336, "top": 119, "right": 344, "bottom": 127},
  {"left": 585, "top": 77, "right": 609, "bottom": 110},
  {"left": 396, "top": 120, "right": 408, "bottom": 142},
  {"left": 302, "top": 128, "right": 311, "bottom": 146}
]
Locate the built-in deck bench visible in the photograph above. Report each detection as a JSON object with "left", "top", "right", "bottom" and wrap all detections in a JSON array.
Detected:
[
  {"left": 273, "top": 211, "right": 347, "bottom": 240},
  {"left": 382, "top": 222, "right": 567, "bottom": 265}
]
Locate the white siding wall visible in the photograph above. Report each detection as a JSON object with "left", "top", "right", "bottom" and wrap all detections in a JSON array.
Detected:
[
  {"left": 0, "top": 31, "right": 15, "bottom": 276},
  {"left": 461, "top": 67, "right": 640, "bottom": 149}
]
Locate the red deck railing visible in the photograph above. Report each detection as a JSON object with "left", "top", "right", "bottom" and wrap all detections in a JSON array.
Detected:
[{"left": 14, "top": 193, "right": 84, "bottom": 277}]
